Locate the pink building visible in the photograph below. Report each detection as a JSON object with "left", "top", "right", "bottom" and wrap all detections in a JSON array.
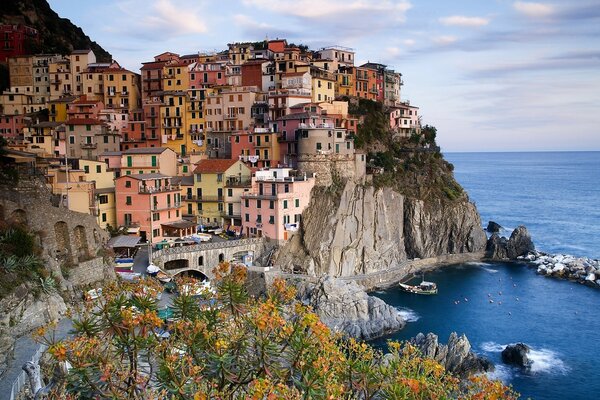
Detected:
[
  {"left": 0, "top": 114, "right": 29, "bottom": 141},
  {"left": 389, "top": 102, "right": 420, "bottom": 138},
  {"left": 115, "top": 173, "right": 194, "bottom": 243},
  {"left": 189, "top": 61, "right": 228, "bottom": 88},
  {"left": 66, "top": 95, "right": 104, "bottom": 119},
  {"left": 241, "top": 168, "right": 315, "bottom": 242}
]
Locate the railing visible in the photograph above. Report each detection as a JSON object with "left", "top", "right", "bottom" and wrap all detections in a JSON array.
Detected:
[
  {"left": 80, "top": 143, "right": 97, "bottom": 149},
  {"left": 153, "top": 237, "right": 265, "bottom": 259},
  {"left": 153, "top": 202, "right": 181, "bottom": 211},
  {"left": 138, "top": 185, "right": 181, "bottom": 194},
  {"left": 9, "top": 344, "right": 47, "bottom": 400}
]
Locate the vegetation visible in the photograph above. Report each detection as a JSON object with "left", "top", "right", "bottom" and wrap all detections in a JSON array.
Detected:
[
  {"left": 0, "top": 221, "right": 48, "bottom": 298},
  {"left": 35, "top": 263, "right": 519, "bottom": 399},
  {"left": 0, "top": 0, "right": 112, "bottom": 62}
]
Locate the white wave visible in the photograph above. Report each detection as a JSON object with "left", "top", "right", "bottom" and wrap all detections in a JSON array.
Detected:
[
  {"left": 479, "top": 342, "right": 569, "bottom": 375},
  {"left": 465, "top": 261, "right": 499, "bottom": 273},
  {"left": 396, "top": 307, "right": 420, "bottom": 322},
  {"left": 482, "top": 267, "right": 499, "bottom": 273},
  {"left": 373, "top": 290, "right": 386, "bottom": 294},
  {"left": 486, "top": 364, "right": 512, "bottom": 383},
  {"left": 528, "top": 348, "right": 569, "bottom": 374},
  {"left": 480, "top": 341, "right": 505, "bottom": 352}
]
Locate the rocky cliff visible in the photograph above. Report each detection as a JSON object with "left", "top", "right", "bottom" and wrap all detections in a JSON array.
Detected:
[
  {"left": 276, "top": 181, "right": 486, "bottom": 278},
  {"left": 295, "top": 276, "right": 404, "bottom": 340}
]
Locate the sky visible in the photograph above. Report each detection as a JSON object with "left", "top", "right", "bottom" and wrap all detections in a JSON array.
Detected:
[{"left": 47, "top": 0, "right": 600, "bottom": 152}]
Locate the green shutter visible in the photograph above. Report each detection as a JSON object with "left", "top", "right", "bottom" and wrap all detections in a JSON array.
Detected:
[{"left": 127, "top": 156, "right": 132, "bottom": 167}]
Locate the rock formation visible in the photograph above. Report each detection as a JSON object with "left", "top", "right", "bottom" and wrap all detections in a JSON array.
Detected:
[
  {"left": 486, "top": 221, "right": 502, "bottom": 233},
  {"left": 277, "top": 181, "right": 487, "bottom": 277},
  {"left": 521, "top": 251, "right": 600, "bottom": 287},
  {"left": 501, "top": 343, "right": 532, "bottom": 368},
  {"left": 295, "top": 276, "right": 405, "bottom": 340},
  {"left": 486, "top": 225, "right": 534, "bottom": 260},
  {"left": 411, "top": 332, "right": 494, "bottom": 377}
]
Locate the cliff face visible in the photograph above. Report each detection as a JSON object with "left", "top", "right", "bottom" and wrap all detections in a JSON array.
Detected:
[{"left": 276, "top": 181, "right": 486, "bottom": 277}]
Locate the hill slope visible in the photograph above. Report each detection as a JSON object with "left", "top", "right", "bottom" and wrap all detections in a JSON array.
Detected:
[{"left": 0, "top": 0, "right": 111, "bottom": 61}]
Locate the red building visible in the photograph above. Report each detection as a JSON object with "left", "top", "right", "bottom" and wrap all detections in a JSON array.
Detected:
[
  {"left": 121, "top": 108, "right": 147, "bottom": 151},
  {"left": 0, "top": 24, "right": 39, "bottom": 63}
]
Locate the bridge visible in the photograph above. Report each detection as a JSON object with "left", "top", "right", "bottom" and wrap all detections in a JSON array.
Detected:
[{"left": 151, "top": 238, "right": 266, "bottom": 279}]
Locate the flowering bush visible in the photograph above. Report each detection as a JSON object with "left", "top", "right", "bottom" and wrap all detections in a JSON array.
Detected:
[{"left": 36, "top": 262, "right": 519, "bottom": 399}]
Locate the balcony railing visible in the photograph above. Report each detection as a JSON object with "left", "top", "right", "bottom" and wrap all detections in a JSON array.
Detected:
[
  {"left": 80, "top": 143, "right": 97, "bottom": 149},
  {"left": 152, "top": 202, "right": 181, "bottom": 211},
  {"left": 189, "top": 195, "right": 225, "bottom": 202},
  {"left": 138, "top": 184, "right": 181, "bottom": 194}
]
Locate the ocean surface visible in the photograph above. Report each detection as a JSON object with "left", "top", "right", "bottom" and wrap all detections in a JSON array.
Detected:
[{"left": 371, "top": 152, "right": 600, "bottom": 400}]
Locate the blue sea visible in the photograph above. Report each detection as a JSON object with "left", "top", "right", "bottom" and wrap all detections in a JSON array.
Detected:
[{"left": 372, "top": 152, "right": 600, "bottom": 400}]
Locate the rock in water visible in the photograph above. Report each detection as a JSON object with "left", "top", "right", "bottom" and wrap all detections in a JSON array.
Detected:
[
  {"left": 411, "top": 332, "right": 494, "bottom": 377},
  {"left": 501, "top": 343, "right": 532, "bottom": 367},
  {"left": 486, "top": 221, "right": 503, "bottom": 233},
  {"left": 486, "top": 225, "right": 535, "bottom": 260},
  {"left": 507, "top": 226, "right": 535, "bottom": 259},
  {"left": 296, "top": 276, "right": 405, "bottom": 340}
]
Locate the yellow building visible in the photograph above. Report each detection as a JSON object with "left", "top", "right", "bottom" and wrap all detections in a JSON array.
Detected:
[
  {"left": 192, "top": 159, "right": 251, "bottom": 226},
  {"left": 102, "top": 62, "right": 141, "bottom": 112},
  {"left": 69, "top": 50, "right": 97, "bottom": 95},
  {"left": 121, "top": 147, "right": 177, "bottom": 176},
  {"left": 162, "top": 61, "right": 189, "bottom": 91},
  {"left": 47, "top": 95, "right": 77, "bottom": 122},
  {"left": 79, "top": 159, "right": 116, "bottom": 229},
  {"left": 336, "top": 66, "right": 356, "bottom": 97},
  {"left": 25, "top": 121, "right": 59, "bottom": 156},
  {"left": 186, "top": 87, "right": 207, "bottom": 156},
  {"left": 309, "top": 66, "right": 335, "bottom": 103},
  {"left": 48, "top": 57, "right": 72, "bottom": 100},
  {"left": 47, "top": 166, "right": 94, "bottom": 216}
]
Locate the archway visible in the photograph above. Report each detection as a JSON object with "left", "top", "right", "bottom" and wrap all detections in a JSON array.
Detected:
[
  {"left": 174, "top": 269, "right": 209, "bottom": 281},
  {"left": 73, "top": 225, "right": 90, "bottom": 261},
  {"left": 218, "top": 253, "right": 225, "bottom": 263},
  {"left": 9, "top": 209, "right": 27, "bottom": 225},
  {"left": 54, "top": 221, "right": 72, "bottom": 262},
  {"left": 164, "top": 259, "right": 189, "bottom": 270}
]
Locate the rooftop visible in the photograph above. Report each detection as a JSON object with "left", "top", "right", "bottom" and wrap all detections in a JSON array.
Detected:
[
  {"left": 122, "top": 147, "right": 170, "bottom": 155},
  {"left": 194, "top": 159, "right": 238, "bottom": 174}
]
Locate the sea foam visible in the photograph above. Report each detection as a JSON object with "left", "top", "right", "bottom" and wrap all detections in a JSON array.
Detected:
[
  {"left": 480, "top": 342, "right": 569, "bottom": 375},
  {"left": 396, "top": 307, "right": 420, "bottom": 322}
]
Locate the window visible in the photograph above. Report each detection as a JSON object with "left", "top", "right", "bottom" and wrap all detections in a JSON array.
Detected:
[
  {"left": 283, "top": 200, "right": 288, "bottom": 209},
  {"left": 96, "top": 165, "right": 101, "bottom": 173},
  {"left": 69, "top": 136, "right": 75, "bottom": 144},
  {"left": 269, "top": 200, "right": 274, "bottom": 209},
  {"left": 268, "top": 215, "right": 275, "bottom": 224},
  {"left": 86, "top": 124, "right": 91, "bottom": 131},
  {"left": 244, "top": 199, "right": 249, "bottom": 207},
  {"left": 152, "top": 212, "right": 160, "bottom": 221},
  {"left": 153, "top": 228, "right": 160, "bottom": 238},
  {"left": 196, "top": 173, "right": 201, "bottom": 182},
  {"left": 257, "top": 215, "right": 262, "bottom": 223},
  {"left": 151, "top": 156, "right": 157, "bottom": 167},
  {"left": 125, "top": 180, "right": 131, "bottom": 188},
  {"left": 284, "top": 184, "right": 289, "bottom": 193},
  {"left": 217, "top": 173, "right": 223, "bottom": 182},
  {"left": 295, "top": 199, "right": 300, "bottom": 207},
  {"left": 245, "top": 213, "right": 249, "bottom": 222},
  {"left": 127, "top": 156, "right": 132, "bottom": 167},
  {"left": 84, "top": 165, "right": 90, "bottom": 173},
  {"left": 126, "top": 196, "right": 132, "bottom": 205},
  {"left": 316, "top": 142, "right": 322, "bottom": 151},
  {"left": 183, "top": 165, "right": 188, "bottom": 173},
  {"left": 104, "top": 135, "right": 109, "bottom": 143},
  {"left": 228, "top": 189, "right": 233, "bottom": 197},
  {"left": 257, "top": 200, "right": 262, "bottom": 209},
  {"left": 99, "top": 195, "right": 109, "bottom": 204},
  {"left": 101, "top": 213, "right": 106, "bottom": 222}
]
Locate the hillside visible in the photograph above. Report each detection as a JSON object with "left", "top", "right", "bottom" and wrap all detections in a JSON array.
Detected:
[{"left": 0, "top": 0, "right": 111, "bottom": 61}]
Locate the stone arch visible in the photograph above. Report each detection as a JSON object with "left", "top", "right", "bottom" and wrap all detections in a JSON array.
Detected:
[
  {"left": 174, "top": 269, "right": 209, "bottom": 281},
  {"left": 9, "top": 209, "right": 27, "bottom": 225},
  {"left": 164, "top": 259, "right": 189, "bottom": 270},
  {"left": 54, "top": 221, "right": 72, "bottom": 262},
  {"left": 73, "top": 225, "right": 90, "bottom": 261},
  {"left": 218, "top": 253, "right": 225, "bottom": 263}
]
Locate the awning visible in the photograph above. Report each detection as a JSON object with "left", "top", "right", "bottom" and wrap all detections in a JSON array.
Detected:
[
  {"left": 126, "top": 226, "right": 140, "bottom": 234},
  {"left": 108, "top": 235, "right": 141, "bottom": 248},
  {"left": 161, "top": 220, "right": 197, "bottom": 229}
]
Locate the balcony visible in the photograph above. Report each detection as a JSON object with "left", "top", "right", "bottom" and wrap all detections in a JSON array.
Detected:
[
  {"left": 138, "top": 184, "right": 181, "bottom": 194},
  {"left": 224, "top": 114, "right": 238, "bottom": 120},
  {"left": 80, "top": 143, "right": 97, "bottom": 149},
  {"left": 152, "top": 202, "right": 181, "bottom": 211},
  {"left": 225, "top": 177, "right": 251, "bottom": 187},
  {"left": 107, "top": 91, "right": 116, "bottom": 97}
]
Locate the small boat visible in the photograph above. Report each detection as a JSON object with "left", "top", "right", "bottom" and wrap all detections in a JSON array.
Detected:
[
  {"left": 399, "top": 279, "right": 438, "bottom": 295},
  {"left": 156, "top": 270, "right": 172, "bottom": 283}
]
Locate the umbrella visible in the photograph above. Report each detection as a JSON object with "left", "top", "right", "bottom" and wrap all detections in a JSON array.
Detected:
[{"left": 147, "top": 264, "right": 160, "bottom": 274}]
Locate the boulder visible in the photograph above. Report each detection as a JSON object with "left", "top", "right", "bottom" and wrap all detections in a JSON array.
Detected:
[
  {"left": 507, "top": 226, "right": 535, "bottom": 259},
  {"left": 501, "top": 343, "right": 531, "bottom": 367},
  {"left": 486, "top": 221, "right": 503, "bottom": 233},
  {"left": 411, "top": 332, "right": 494, "bottom": 377},
  {"left": 485, "top": 234, "right": 508, "bottom": 259},
  {"left": 296, "top": 276, "right": 404, "bottom": 340}
]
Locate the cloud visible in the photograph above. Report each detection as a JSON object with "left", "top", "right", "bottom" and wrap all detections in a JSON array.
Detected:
[
  {"left": 433, "top": 35, "right": 458, "bottom": 45},
  {"left": 403, "top": 39, "right": 416, "bottom": 46},
  {"left": 439, "top": 15, "right": 490, "bottom": 27},
  {"left": 513, "top": 1, "right": 554, "bottom": 18},
  {"left": 107, "top": 0, "right": 208, "bottom": 40},
  {"left": 242, "top": 0, "right": 412, "bottom": 21},
  {"left": 232, "top": 14, "right": 295, "bottom": 38}
]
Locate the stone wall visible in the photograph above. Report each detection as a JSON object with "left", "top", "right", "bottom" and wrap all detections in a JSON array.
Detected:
[{"left": 297, "top": 154, "right": 362, "bottom": 186}]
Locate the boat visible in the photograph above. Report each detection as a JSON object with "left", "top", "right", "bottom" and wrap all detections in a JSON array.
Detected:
[
  {"left": 399, "top": 277, "right": 438, "bottom": 295},
  {"left": 156, "top": 270, "right": 172, "bottom": 283}
]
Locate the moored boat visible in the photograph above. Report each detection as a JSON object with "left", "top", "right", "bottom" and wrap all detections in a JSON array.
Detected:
[{"left": 399, "top": 280, "right": 438, "bottom": 295}]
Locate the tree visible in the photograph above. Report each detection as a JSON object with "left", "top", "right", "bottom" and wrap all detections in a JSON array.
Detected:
[{"left": 34, "top": 263, "right": 519, "bottom": 399}]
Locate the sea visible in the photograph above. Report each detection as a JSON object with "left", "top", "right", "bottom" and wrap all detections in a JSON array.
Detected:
[{"left": 371, "top": 152, "right": 600, "bottom": 400}]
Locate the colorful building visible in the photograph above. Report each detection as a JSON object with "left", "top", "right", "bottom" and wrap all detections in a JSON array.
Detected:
[
  {"left": 65, "top": 117, "right": 120, "bottom": 160},
  {"left": 192, "top": 159, "right": 251, "bottom": 226},
  {"left": 120, "top": 147, "right": 177, "bottom": 176},
  {"left": 241, "top": 168, "right": 315, "bottom": 241},
  {"left": 0, "top": 24, "right": 39, "bottom": 63},
  {"left": 115, "top": 173, "right": 190, "bottom": 243}
]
